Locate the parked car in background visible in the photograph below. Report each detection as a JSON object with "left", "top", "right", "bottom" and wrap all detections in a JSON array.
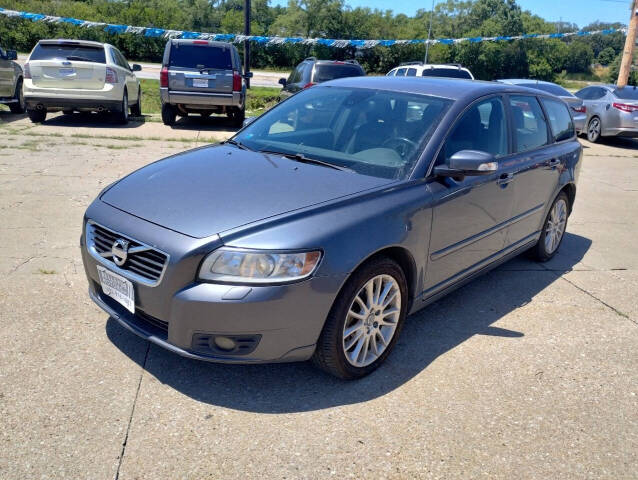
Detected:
[
  {"left": 386, "top": 62, "right": 474, "bottom": 80},
  {"left": 160, "top": 39, "right": 250, "bottom": 127},
  {"left": 0, "top": 45, "right": 25, "bottom": 113},
  {"left": 23, "top": 39, "right": 141, "bottom": 124},
  {"left": 497, "top": 79, "right": 586, "bottom": 134},
  {"left": 575, "top": 84, "right": 638, "bottom": 142},
  {"left": 278, "top": 57, "right": 365, "bottom": 99},
  {"left": 81, "top": 77, "right": 580, "bottom": 379}
]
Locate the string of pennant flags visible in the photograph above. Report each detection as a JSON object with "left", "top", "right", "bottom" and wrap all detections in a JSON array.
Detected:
[{"left": 0, "top": 6, "right": 627, "bottom": 49}]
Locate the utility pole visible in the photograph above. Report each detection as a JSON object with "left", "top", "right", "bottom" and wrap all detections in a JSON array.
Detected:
[
  {"left": 424, "top": 0, "right": 435, "bottom": 64},
  {"left": 618, "top": 0, "right": 638, "bottom": 88},
  {"left": 244, "top": 0, "right": 251, "bottom": 89}
]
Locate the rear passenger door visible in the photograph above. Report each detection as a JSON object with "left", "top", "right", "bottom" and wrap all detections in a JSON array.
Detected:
[{"left": 504, "top": 95, "right": 562, "bottom": 248}]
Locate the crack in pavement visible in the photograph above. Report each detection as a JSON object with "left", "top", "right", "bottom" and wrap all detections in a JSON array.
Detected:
[{"left": 115, "top": 342, "right": 150, "bottom": 480}]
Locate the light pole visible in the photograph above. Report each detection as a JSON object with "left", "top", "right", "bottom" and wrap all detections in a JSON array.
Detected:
[
  {"left": 244, "top": 0, "right": 251, "bottom": 88},
  {"left": 424, "top": 0, "right": 436, "bottom": 64}
]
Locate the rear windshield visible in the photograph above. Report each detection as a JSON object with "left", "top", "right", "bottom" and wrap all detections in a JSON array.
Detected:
[
  {"left": 613, "top": 87, "right": 638, "bottom": 100},
  {"left": 312, "top": 64, "right": 364, "bottom": 83},
  {"left": 30, "top": 43, "right": 106, "bottom": 63},
  {"left": 519, "top": 82, "right": 573, "bottom": 97},
  {"left": 422, "top": 68, "right": 472, "bottom": 79},
  {"left": 169, "top": 44, "right": 232, "bottom": 70}
]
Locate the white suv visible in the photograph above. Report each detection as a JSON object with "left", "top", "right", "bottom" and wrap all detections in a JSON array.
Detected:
[
  {"left": 386, "top": 62, "right": 474, "bottom": 80},
  {"left": 23, "top": 39, "right": 142, "bottom": 123}
]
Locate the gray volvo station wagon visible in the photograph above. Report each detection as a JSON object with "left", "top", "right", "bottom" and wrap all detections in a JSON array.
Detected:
[{"left": 81, "top": 77, "right": 581, "bottom": 379}]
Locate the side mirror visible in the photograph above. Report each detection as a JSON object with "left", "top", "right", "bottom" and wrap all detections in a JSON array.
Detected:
[
  {"left": 131, "top": 64, "right": 142, "bottom": 72},
  {"left": 278, "top": 78, "right": 287, "bottom": 86},
  {"left": 242, "top": 116, "right": 257, "bottom": 128},
  {"left": 434, "top": 150, "right": 498, "bottom": 178},
  {"left": 6, "top": 50, "right": 17, "bottom": 61},
  {"left": 244, "top": 71, "right": 253, "bottom": 79}
]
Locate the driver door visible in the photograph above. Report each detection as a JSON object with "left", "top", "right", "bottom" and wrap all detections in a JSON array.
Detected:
[{"left": 423, "top": 95, "right": 516, "bottom": 295}]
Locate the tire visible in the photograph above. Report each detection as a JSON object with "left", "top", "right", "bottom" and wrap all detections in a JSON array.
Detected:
[
  {"left": 9, "top": 78, "right": 25, "bottom": 114},
  {"left": 114, "top": 90, "right": 129, "bottom": 124},
  {"left": 130, "top": 87, "right": 142, "bottom": 117},
  {"left": 27, "top": 108, "right": 46, "bottom": 123},
  {"left": 228, "top": 106, "right": 245, "bottom": 127},
  {"left": 161, "top": 103, "right": 176, "bottom": 126},
  {"left": 529, "top": 191, "right": 569, "bottom": 262},
  {"left": 312, "top": 257, "right": 408, "bottom": 380},
  {"left": 62, "top": 109, "right": 74, "bottom": 115},
  {"left": 587, "top": 117, "right": 601, "bottom": 143}
]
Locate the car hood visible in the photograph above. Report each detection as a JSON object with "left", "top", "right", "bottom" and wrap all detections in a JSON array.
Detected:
[{"left": 101, "top": 145, "right": 392, "bottom": 238}]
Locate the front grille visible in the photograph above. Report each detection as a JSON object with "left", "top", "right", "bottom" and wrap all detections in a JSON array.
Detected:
[{"left": 88, "top": 222, "right": 168, "bottom": 283}]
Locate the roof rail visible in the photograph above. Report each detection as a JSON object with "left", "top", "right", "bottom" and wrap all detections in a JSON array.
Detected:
[
  {"left": 399, "top": 61, "right": 424, "bottom": 66},
  {"left": 304, "top": 56, "right": 317, "bottom": 61}
]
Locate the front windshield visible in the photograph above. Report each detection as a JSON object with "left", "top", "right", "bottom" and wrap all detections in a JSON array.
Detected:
[{"left": 235, "top": 86, "right": 451, "bottom": 179}]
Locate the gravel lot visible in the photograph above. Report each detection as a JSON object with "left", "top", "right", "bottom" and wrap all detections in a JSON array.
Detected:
[{"left": 1, "top": 111, "right": 637, "bottom": 479}]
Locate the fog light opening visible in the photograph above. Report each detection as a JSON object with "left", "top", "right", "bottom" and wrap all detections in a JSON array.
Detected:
[{"left": 213, "top": 336, "right": 237, "bottom": 352}]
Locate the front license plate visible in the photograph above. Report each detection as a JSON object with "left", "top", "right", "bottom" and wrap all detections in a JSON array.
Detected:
[
  {"left": 97, "top": 265, "right": 135, "bottom": 314},
  {"left": 59, "top": 68, "right": 75, "bottom": 76},
  {"left": 193, "top": 78, "right": 209, "bottom": 88}
]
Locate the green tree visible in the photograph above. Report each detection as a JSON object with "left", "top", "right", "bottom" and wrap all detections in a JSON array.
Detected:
[{"left": 597, "top": 47, "right": 616, "bottom": 66}]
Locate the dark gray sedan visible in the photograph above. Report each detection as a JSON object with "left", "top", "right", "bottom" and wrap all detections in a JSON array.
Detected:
[{"left": 81, "top": 77, "right": 581, "bottom": 379}]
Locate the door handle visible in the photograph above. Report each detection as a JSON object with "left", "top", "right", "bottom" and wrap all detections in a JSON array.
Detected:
[
  {"left": 497, "top": 172, "right": 515, "bottom": 185},
  {"left": 547, "top": 158, "right": 561, "bottom": 169}
]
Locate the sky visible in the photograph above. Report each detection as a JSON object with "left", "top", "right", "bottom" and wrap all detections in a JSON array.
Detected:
[{"left": 271, "top": 0, "right": 629, "bottom": 30}]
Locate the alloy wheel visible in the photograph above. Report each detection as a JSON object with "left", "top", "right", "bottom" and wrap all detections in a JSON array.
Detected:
[
  {"left": 587, "top": 118, "right": 600, "bottom": 142},
  {"left": 544, "top": 198, "right": 567, "bottom": 254},
  {"left": 342, "top": 274, "right": 401, "bottom": 367}
]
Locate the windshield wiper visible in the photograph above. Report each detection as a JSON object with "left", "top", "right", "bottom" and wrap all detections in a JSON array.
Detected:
[
  {"left": 222, "top": 139, "right": 253, "bottom": 151},
  {"left": 260, "top": 150, "right": 352, "bottom": 172},
  {"left": 65, "top": 55, "right": 97, "bottom": 63}
]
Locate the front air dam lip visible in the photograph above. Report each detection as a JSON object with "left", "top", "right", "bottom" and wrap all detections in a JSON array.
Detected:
[{"left": 90, "top": 288, "right": 316, "bottom": 364}]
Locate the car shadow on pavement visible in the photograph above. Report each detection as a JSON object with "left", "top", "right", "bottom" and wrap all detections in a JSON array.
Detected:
[
  {"left": 168, "top": 114, "right": 239, "bottom": 133},
  {"left": 0, "top": 111, "right": 27, "bottom": 124},
  {"left": 36, "top": 112, "right": 147, "bottom": 129},
  {"left": 106, "top": 232, "right": 591, "bottom": 414}
]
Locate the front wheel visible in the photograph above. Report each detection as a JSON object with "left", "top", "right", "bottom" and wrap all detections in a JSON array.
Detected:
[
  {"left": 587, "top": 117, "right": 601, "bottom": 143},
  {"left": 312, "top": 257, "right": 408, "bottom": 380},
  {"left": 530, "top": 192, "right": 569, "bottom": 262},
  {"left": 9, "top": 78, "right": 25, "bottom": 114}
]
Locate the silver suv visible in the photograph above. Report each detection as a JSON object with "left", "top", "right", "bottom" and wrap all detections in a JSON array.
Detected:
[
  {"left": 0, "top": 46, "right": 25, "bottom": 113},
  {"left": 160, "top": 40, "right": 251, "bottom": 127}
]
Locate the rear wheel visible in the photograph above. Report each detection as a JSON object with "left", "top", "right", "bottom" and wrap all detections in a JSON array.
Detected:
[
  {"left": 27, "top": 108, "right": 46, "bottom": 123},
  {"left": 114, "top": 90, "right": 129, "bottom": 124},
  {"left": 62, "top": 109, "right": 74, "bottom": 115},
  {"left": 530, "top": 192, "right": 569, "bottom": 262},
  {"left": 9, "top": 79, "right": 25, "bottom": 114},
  {"left": 312, "top": 257, "right": 408, "bottom": 380},
  {"left": 587, "top": 117, "right": 601, "bottom": 143},
  {"left": 161, "top": 103, "right": 176, "bottom": 126},
  {"left": 228, "top": 106, "right": 245, "bottom": 127},
  {"left": 130, "top": 87, "right": 142, "bottom": 117}
]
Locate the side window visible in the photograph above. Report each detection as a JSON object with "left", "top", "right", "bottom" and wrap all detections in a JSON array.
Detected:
[
  {"left": 509, "top": 95, "right": 549, "bottom": 153},
  {"left": 114, "top": 50, "right": 129, "bottom": 70},
  {"left": 443, "top": 97, "right": 508, "bottom": 162},
  {"left": 386, "top": 69, "right": 396, "bottom": 76},
  {"left": 541, "top": 98, "right": 575, "bottom": 142},
  {"left": 406, "top": 68, "right": 417, "bottom": 76},
  {"left": 109, "top": 48, "right": 119, "bottom": 66},
  {"left": 288, "top": 64, "right": 303, "bottom": 84},
  {"left": 396, "top": 68, "right": 407, "bottom": 76},
  {"left": 590, "top": 87, "right": 606, "bottom": 100},
  {"left": 574, "top": 88, "right": 590, "bottom": 100}
]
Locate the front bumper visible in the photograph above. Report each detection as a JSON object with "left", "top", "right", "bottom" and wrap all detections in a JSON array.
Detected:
[{"left": 81, "top": 200, "right": 343, "bottom": 364}]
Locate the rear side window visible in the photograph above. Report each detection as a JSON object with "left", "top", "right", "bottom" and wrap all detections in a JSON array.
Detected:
[
  {"left": 509, "top": 96, "right": 549, "bottom": 152},
  {"left": 443, "top": 97, "right": 507, "bottom": 162},
  {"left": 541, "top": 98, "right": 575, "bottom": 142},
  {"left": 613, "top": 87, "right": 638, "bottom": 100},
  {"left": 169, "top": 44, "right": 232, "bottom": 70},
  {"left": 396, "top": 68, "right": 407, "bottom": 77},
  {"left": 422, "top": 68, "right": 472, "bottom": 79},
  {"left": 406, "top": 68, "right": 417, "bottom": 76},
  {"left": 30, "top": 43, "right": 106, "bottom": 63},
  {"left": 519, "top": 82, "right": 572, "bottom": 97},
  {"left": 312, "top": 64, "right": 364, "bottom": 83}
]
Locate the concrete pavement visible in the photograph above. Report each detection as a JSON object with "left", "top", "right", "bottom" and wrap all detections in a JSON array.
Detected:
[{"left": 0, "top": 113, "right": 636, "bottom": 479}]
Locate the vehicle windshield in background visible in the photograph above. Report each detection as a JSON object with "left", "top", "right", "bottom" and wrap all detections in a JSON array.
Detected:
[
  {"left": 313, "top": 64, "right": 364, "bottom": 82},
  {"left": 613, "top": 87, "right": 638, "bottom": 100},
  {"left": 519, "top": 82, "right": 573, "bottom": 97},
  {"left": 422, "top": 68, "right": 472, "bottom": 79},
  {"left": 236, "top": 86, "right": 451, "bottom": 180},
  {"left": 30, "top": 44, "right": 106, "bottom": 63},
  {"left": 169, "top": 45, "right": 232, "bottom": 69}
]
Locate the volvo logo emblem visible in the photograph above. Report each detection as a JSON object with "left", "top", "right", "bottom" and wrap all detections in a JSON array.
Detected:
[{"left": 111, "top": 238, "right": 130, "bottom": 266}]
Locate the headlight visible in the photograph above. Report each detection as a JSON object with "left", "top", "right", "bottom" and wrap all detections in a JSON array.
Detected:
[{"left": 198, "top": 248, "right": 322, "bottom": 284}]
